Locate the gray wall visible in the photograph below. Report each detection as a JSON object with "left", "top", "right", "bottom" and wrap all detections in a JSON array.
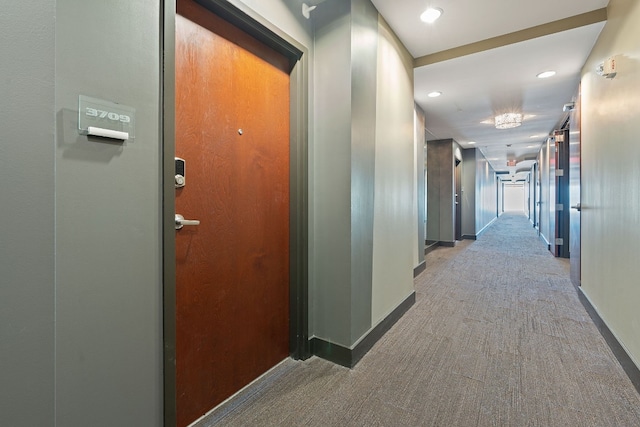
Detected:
[
  {"left": 0, "top": 2, "right": 56, "bottom": 425},
  {"left": 476, "top": 153, "right": 498, "bottom": 233},
  {"left": 1, "top": 1, "right": 163, "bottom": 426},
  {"left": 371, "top": 14, "right": 415, "bottom": 324},
  {"left": 313, "top": 0, "right": 359, "bottom": 346},
  {"left": 312, "top": 0, "right": 415, "bottom": 348},
  {"left": 54, "top": 1, "right": 162, "bottom": 425},
  {"left": 460, "top": 148, "right": 498, "bottom": 238},
  {"left": 414, "top": 105, "right": 426, "bottom": 265},
  {"left": 350, "top": 0, "right": 378, "bottom": 343},
  {"left": 580, "top": 0, "right": 640, "bottom": 369}
]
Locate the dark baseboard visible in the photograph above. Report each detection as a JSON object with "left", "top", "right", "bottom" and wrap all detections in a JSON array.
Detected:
[
  {"left": 462, "top": 234, "right": 477, "bottom": 240},
  {"left": 311, "top": 291, "right": 416, "bottom": 368},
  {"left": 540, "top": 234, "right": 551, "bottom": 250},
  {"left": 413, "top": 261, "right": 426, "bottom": 278},
  {"left": 425, "top": 241, "right": 439, "bottom": 256},
  {"left": 576, "top": 287, "right": 640, "bottom": 394},
  {"left": 310, "top": 338, "right": 352, "bottom": 367},
  {"left": 440, "top": 241, "right": 455, "bottom": 248}
]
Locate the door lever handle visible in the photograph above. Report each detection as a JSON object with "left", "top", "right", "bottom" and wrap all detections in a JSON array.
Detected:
[
  {"left": 570, "top": 203, "right": 581, "bottom": 212},
  {"left": 175, "top": 214, "right": 200, "bottom": 230}
]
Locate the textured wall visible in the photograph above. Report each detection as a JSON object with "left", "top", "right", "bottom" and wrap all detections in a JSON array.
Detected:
[
  {"left": 581, "top": 0, "right": 640, "bottom": 368},
  {"left": 0, "top": 2, "right": 56, "bottom": 425},
  {"left": 371, "top": 15, "right": 415, "bottom": 324}
]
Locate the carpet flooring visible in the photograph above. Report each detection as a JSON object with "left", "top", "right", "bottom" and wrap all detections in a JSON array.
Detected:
[{"left": 195, "top": 213, "right": 640, "bottom": 426}]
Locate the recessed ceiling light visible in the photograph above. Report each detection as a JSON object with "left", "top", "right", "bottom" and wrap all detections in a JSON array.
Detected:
[
  {"left": 420, "top": 7, "right": 443, "bottom": 23},
  {"left": 527, "top": 145, "right": 537, "bottom": 148},
  {"left": 537, "top": 70, "right": 556, "bottom": 79},
  {"left": 468, "top": 141, "right": 476, "bottom": 145},
  {"left": 529, "top": 135, "right": 540, "bottom": 138},
  {"left": 427, "top": 91, "right": 442, "bottom": 98}
]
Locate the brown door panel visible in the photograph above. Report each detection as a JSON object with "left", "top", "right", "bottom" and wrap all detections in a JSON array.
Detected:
[{"left": 175, "top": 1, "right": 290, "bottom": 425}]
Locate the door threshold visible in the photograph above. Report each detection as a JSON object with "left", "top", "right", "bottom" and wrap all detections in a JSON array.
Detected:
[{"left": 188, "top": 358, "right": 296, "bottom": 426}]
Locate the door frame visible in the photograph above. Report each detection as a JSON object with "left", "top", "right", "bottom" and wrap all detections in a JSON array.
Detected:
[{"left": 161, "top": 0, "right": 310, "bottom": 424}]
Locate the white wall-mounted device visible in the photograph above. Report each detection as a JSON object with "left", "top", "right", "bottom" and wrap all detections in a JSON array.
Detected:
[{"left": 597, "top": 56, "right": 618, "bottom": 79}]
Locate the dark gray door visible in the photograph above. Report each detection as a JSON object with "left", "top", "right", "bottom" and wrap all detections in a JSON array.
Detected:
[
  {"left": 553, "top": 128, "right": 570, "bottom": 258},
  {"left": 455, "top": 160, "right": 462, "bottom": 240},
  {"left": 569, "top": 93, "right": 582, "bottom": 286}
]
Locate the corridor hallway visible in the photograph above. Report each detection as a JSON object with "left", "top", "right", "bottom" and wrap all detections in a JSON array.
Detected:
[{"left": 198, "top": 213, "right": 640, "bottom": 426}]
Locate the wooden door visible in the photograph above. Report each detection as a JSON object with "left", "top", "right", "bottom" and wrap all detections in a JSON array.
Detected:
[{"left": 175, "top": 1, "right": 290, "bottom": 425}]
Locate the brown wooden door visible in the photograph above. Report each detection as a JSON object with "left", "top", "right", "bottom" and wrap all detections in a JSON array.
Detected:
[{"left": 175, "top": 1, "right": 290, "bottom": 425}]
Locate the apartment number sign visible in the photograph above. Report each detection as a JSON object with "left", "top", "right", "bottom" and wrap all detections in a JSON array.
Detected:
[{"left": 78, "top": 95, "right": 136, "bottom": 140}]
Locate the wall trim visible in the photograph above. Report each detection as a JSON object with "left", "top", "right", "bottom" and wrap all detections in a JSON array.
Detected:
[
  {"left": 413, "top": 8, "right": 607, "bottom": 67},
  {"left": 476, "top": 216, "right": 497, "bottom": 238},
  {"left": 413, "top": 261, "right": 426, "bottom": 278},
  {"left": 440, "top": 241, "right": 456, "bottom": 248},
  {"left": 425, "top": 240, "right": 440, "bottom": 256},
  {"left": 196, "top": 0, "right": 303, "bottom": 69},
  {"left": 576, "top": 287, "right": 640, "bottom": 394},
  {"left": 540, "top": 233, "right": 551, "bottom": 250},
  {"left": 311, "top": 292, "right": 416, "bottom": 368},
  {"left": 462, "top": 234, "right": 477, "bottom": 240}
]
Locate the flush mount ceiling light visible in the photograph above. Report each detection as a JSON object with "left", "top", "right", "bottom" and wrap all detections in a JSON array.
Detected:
[
  {"left": 468, "top": 141, "right": 476, "bottom": 145},
  {"left": 420, "top": 7, "right": 443, "bottom": 23},
  {"left": 494, "top": 113, "right": 522, "bottom": 129},
  {"left": 537, "top": 70, "right": 556, "bottom": 79},
  {"left": 427, "top": 91, "right": 442, "bottom": 98}
]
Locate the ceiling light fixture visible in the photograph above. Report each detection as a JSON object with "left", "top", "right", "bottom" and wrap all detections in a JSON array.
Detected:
[
  {"left": 420, "top": 7, "right": 443, "bottom": 23},
  {"left": 494, "top": 113, "right": 523, "bottom": 129},
  {"left": 427, "top": 91, "right": 442, "bottom": 98},
  {"left": 468, "top": 141, "right": 476, "bottom": 145},
  {"left": 537, "top": 70, "right": 556, "bottom": 79}
]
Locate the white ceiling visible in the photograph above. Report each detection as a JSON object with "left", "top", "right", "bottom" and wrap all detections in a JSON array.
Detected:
[{"left": 370, "top": 0, "right": 608, "bottom": 180}]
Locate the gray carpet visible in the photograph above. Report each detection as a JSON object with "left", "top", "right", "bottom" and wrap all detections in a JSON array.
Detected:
[{"left": 196, "top": 213, "right": 640, "bottom": 426}]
